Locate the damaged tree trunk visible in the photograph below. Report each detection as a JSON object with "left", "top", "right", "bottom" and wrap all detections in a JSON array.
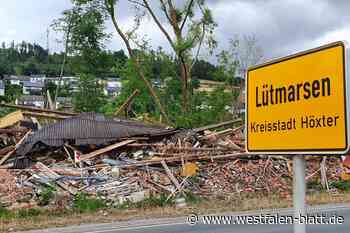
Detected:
[{"left": 105, "top": 0, "right": 171, "bottom": 124}]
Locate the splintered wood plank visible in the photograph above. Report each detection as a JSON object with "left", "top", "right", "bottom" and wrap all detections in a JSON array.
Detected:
[
  {"left": 0, "top": 130, "right": 31, "bottom": 165},
  {"left": 161, "top": 160, "right": 182, "bottom": 191},
  {"left": 80, "top": 140, "right": 136, "bottom": 161}
]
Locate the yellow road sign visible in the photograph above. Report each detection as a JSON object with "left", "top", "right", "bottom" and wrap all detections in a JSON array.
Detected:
[{"left": 246, "top": 41, "right": 349, "bottom": 154}]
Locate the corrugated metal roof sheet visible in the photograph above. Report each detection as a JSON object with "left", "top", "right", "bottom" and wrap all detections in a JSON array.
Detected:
[{"left": 16, "top": 113, "right": 176, "bottom": 155}]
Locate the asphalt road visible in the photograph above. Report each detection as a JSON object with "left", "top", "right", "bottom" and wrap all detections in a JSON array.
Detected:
[{"left": 17, "top": 204, "right": 350, "bottom": 233}]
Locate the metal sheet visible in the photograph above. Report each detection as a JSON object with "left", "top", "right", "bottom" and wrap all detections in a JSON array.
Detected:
[{"left": 16, "top": 113, "right": 176, "bottom": 155}]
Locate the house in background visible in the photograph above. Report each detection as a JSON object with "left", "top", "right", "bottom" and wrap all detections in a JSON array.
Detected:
[
  {"left": 104, "top": 78, "right": 122, "bottom": 96},
  {"left": 56, "top": 97, "right": 73, "bottom": 110},
  {"left": 61, "top": 76, "right": 79, "bottom": 93},
  {"left": 17, "top": 95, "right": 72, "bottom": 110},
  {"left": 6, "top": 75, "right": 30, "bottom": 85},
  {"left": 30, "top": 74, "right": 46, "bottom": 83},
  {"left": 22, "top": 81, "right": 44, "bottom": 95},
  {"left": 17, "top": 95, "right": 45, "bottom": 108},
  {"left": 45, "top": 77, "right": 63, "bottom": 86},
  {"left": 0, "top": 81, "right": 4, "bottom": 96},
  {"left": 196, "top": 79, "right": 231, "bottom": 93}
]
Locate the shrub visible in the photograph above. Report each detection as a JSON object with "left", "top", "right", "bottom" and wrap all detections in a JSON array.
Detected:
[{"left": 37, "top": 186, "right": 56, "bottom": 206}]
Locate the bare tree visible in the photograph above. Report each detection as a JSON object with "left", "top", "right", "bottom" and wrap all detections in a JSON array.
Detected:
[
  {"left": 230, "top": 34, "right": 263, "bottom": 77},
  {"left": 52, "top": 12, "right": 73, "bottom": 109},
  {"left": 216, "top": 34, "right": 263, "bottom": 117},
  {"left": 233, "top": 34, "right": 263, "bottom": 116}
]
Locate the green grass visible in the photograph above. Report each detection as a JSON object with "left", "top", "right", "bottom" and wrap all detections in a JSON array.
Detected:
[
  {"left": 16, "top": 208, "right": 42, "bottom": 218},
  {"left": 185, "top": 192, "right": 203, "bottom": 204},
  {"left": 73, "top": 193, "right": 106, "bottom": 213},
  {"left": 0, "top": 206, "right": 13, "bottom": 219},
  {"left": 0, "top": 207, "right": 43, "bottom": 220},
  {"left": 330, "top": 180, "right": 350, "bottom": 191}
]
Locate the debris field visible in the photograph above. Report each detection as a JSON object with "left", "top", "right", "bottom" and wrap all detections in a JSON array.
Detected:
[{"left": 0, "top": 104, "right": 348, "bottom": 209}]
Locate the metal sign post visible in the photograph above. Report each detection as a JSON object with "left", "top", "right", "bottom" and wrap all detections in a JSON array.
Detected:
[{"left": 293, "top": 155, "right": 306, "bottom": 233}]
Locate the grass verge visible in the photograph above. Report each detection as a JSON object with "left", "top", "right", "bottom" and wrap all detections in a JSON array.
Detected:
[{"left": 1, "top": 192, "right": 350, "bottom": 232}]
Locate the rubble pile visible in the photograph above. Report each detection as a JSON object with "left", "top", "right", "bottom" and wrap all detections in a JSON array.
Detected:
[
  {"left": 0, "top": 104, "right": 347, "bottom": 209},
  {"left": 197, "top": 159, "right": 291, "bottom": 197}
]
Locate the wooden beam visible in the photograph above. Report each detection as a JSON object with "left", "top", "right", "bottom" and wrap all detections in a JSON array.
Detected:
[
  {"left": 194, "top": 119, "right": 242, "bottom": 133},
  {"left": 0, "top": 146, "right": 15, "bottom": 156},
  {"left": 115, "top": 89, "right": 140, "bottom": 116},
  {"left": 0, "top": 130, "right": 32, "bottom": 165},
  {"left": 22, "top": 111, "right": 69, "bottom": 120},
  {"left": 81, "top": 139, "right": 135, "bottom": 161},
  {"left": 34, "top": 162, "right": 77, "bottom": 195},
  {"left": 161, "top": 160, "right": 182, "bottom": 191},
  {"left": 103, "top": 152, "right": 248, "bottom": 169},
  {"left": 0, "top": 103, "right": 77, "bottom": 116},
  {"left": 0, "top": 128, "right": 27, "bottom": 134}
]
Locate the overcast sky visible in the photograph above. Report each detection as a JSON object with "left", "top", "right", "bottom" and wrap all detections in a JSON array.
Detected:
[{"left": 1, "top": 0, "right": 350, "bottom": 63}]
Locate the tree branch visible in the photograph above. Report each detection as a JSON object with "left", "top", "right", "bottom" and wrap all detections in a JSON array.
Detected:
[
  {"left": 105, "top": 0, "right": 134, "bottom": 56},
  {"left": 191, "top": 23, "right": 205, "bottom": 70},
  {"left": 180, "top": 0, "right": 194, "bottom": 32},
  {"left": 105, "top": 0, "right": 171, "bottom": 124},
  {"left": 141, "top": 0, "right": 176, "bottom": 51},
  {"left": 159, "top": 0, "right": 172, "bottom": 24},
  {"left": 127, "top": 0, "right": 146, "bottom": 8},
  {"left": 54, "top": 13, "right": 73, "bottom": 107},
  {"left": 166, "top": 0, "right": 181, "bottom": 35}
]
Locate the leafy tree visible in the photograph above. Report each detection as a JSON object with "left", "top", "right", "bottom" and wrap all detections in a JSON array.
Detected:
[
  {"left": 111, "top": 48, "right": 234, "bottom": 128},
  {"left": 125, "top": 0, "right": 217, "bottom": 113},
  {"left": 191, "top": 59, "right": 217, "bottom": 80},
  {"left": 73, "top": 74, "right": 106, "bottom": 112},
  {"left": 213, "top": 35, "right": 264, "bottom": 116},
  {"left": 54, "top": 1, "right": 111, "bottom": 112},
  {"left": 53, "top": 2, "right": 110, "bottom": 75},
  {"left": 64, "top": 0, "right": 170, "bottom": 123},
  {"left": 1, "top": 81, "right": 22, "bottom": 102}
]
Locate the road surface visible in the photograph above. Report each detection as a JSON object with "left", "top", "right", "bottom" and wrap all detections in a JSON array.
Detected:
[{"left": 17, "top": 203, "right": 350, "bottom": 233}]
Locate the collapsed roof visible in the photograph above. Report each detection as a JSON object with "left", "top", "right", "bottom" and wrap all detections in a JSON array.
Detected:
[{"left": 16, "top": 113, "right": 176, "bottom": 155}]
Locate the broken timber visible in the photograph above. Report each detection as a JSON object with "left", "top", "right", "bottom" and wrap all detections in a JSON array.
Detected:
[
  {"left": 0, "top": 103, "right": 77, "bottom": 116},
  {"left": 194, "top": 118, "right": 242, "bottom": 133},
  {"left": 161, "top": 160, "right": 182, "bottom": 191},
  {"left": 97, "top": 152, "right": 248, "bottom": 169},
  {"left": 115, "top": 89, "right": 140, "bottom": 116},
  {"left": 80, "top": 140, "right": 136, "bottom": 161},
  {"left": 0, "top": 130, "right": 32, "bottom": 165}
]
